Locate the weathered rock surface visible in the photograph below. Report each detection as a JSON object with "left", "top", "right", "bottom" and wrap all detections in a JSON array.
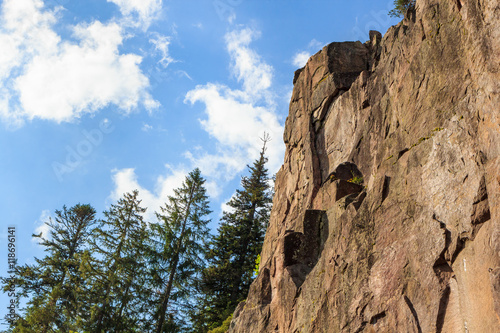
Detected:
[{"left": 229, "top": 0, "right": 500, "bottom": 332}]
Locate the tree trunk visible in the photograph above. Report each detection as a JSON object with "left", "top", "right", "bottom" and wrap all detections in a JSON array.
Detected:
[
  {"left": 155, "top": 184, "right": 197, "bottom": 333},
  {"left": 155, "top": 254, "right": 180, "bottom": 333}
]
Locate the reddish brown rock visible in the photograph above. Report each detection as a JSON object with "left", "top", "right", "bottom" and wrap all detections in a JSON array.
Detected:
[{"left": 229, "top": 0, "right": 500, "bottom": 332}]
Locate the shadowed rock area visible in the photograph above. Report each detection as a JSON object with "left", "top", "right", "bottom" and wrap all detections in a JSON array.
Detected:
[{"left": 229, "top": 0, "right": 500, "bottom": 332}]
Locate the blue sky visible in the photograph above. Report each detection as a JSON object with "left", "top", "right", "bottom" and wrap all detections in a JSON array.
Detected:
[{"left": 0, "top": 0, "right": 399, "bottom": 321}]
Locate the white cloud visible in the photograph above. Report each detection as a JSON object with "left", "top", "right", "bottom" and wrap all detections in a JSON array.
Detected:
[
  {"left": 17, "top": 21, "right": 158, "bottom": 122},
  {"left": 185, "top": 83, "right": 283, "bottom": 175},
  {"left": 107, "top": 0, "right": 162, "bottom": 30},
  {"left": 149, "top": 34, "right": 174, "bottom": 67},
  {"left": 110, "top": 166, "right": 190, "bottom": 222},
  {"left": 110, "top": 27, "right": 285, "bottom": 216},
  {"left": 292, "top": 51, "right": 311, "bottom": 68},
  {"left": 0, "top": 0, "right": 158, "bottom": 126},
  {"left": 205, "top": 180, "right": 222, "bottom": 199},
  {"left": 33, "top": 209, "right": 52, "bottom": 242},
  {"left": 225, "top": 28, "right": 273, "bottom": 100},
  {"left": 220, "top": 192, "right": 236, "bottom": 216},
  {"left": 185, "top": 27, "right": 284, "bottom": 181},
  {"left": 110, "top": 165, "right": 222, "bottom": 223},
  {"left": 292, "top": 39, "right": 324, "bottom": 68},
  {"left": 184, "top": 146, "right": 247, "bottom": 181}
]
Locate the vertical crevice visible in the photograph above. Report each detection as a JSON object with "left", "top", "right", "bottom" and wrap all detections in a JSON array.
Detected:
[
  {"left": 431, "top": 213, "right": 455, "bottom": 333},
  {"left": 436, "top": 286, "right": 451, "bottom": 333},
  {"left": 404, "top": 296, "right": 422, "bottom": 333},
  {"left": 381, "top": 176, "right": 391, "bottom": 202},
  {"left": 470, "top": 175, "right": 491, "bottom": 239}
]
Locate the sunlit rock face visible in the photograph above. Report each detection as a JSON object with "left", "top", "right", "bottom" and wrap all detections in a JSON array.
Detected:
[{"left": 229, "top": 0, "right": 500, "bottom": 332}]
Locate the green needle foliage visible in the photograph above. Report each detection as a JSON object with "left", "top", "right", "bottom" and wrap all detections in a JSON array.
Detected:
[
  {"left": 87, "top": 190, "right": 150, "bottom": 333},
  {"left": 207, "top": 314, "right": 233, "bottom": 333},
  {"left": 1, "top": 204, "right": 97, "bottom": 332},
  {"left": 1, "top": 160, "right": 271, "bottom": 332},
  {"left": 192, "top": 136, "right": 273, "bottom": 332},
  {"left": 149, "top": 168, "right": 211, "bottom": 333},
  {"left": 389, "top": 0, "right": 416, "bottom": 17}
]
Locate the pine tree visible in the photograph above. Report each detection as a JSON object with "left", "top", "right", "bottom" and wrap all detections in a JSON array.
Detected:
[
  {"left": 87, "top": 190, "right": 150, "bottom": 333},
  {"left": 149, "top": 168, "right": 211, "bottom": 333},
  {"left": 1, "top": 204, "right": 97, "bottom": 332},
  {"left": 194, "top": 136, "right": 272, "bottom": 331},
  {"left": 388, "top": 0, "right": 416, "bottom": 17}
]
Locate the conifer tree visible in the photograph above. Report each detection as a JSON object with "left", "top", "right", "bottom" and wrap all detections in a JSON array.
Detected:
[
  {"left": 149, "top": 168, "right": 211, "bottom": 333},
  {"left": 193, "top": 136, "right": 272, "bottom": 331},
  {"left": 1, "top": 204, "right": 97, "bottom": 332},
  {"left": 87, "top": 190, "right": 150, "bottom": 332},
  {"left": 389, "top": 0, "right": 415, "bottom": 17}
]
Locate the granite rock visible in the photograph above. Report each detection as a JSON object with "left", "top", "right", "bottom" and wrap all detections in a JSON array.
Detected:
[{"left": 230, "top": 0, "right": 500, "bottom": 331}]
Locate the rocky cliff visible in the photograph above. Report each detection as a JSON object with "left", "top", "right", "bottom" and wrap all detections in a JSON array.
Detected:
[{"left": 229, "top": 0, "right": 500, "bottom": 332}]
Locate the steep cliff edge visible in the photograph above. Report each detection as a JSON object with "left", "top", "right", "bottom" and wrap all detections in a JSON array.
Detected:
[{"left": 229, "top": 0, "right": 499, "bottom": 332}]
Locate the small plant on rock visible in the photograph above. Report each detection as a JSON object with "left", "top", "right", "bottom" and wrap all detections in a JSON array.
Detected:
[
  {"left": 253, "top": 254, "right": 261, "bottom": 276},
  {"left": 348, "top": 176, "right": 364, "bottom": 185}
]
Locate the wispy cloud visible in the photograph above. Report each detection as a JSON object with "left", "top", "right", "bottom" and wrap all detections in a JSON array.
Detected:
[
  {"left": 149, "top": 33, "right": 175, "bottom": 67},
  {"left": 225, "top": 28, "right": 273, "bottom": 99},
  {"left": 185, "top": 27, "right": 284, "bottom": 184},
  {"left": 107, "top": 0, "right": 163, "bottom": 30},
  {"left": 175, "top": 70, "right": 192, "bottom": 80},
  {"left": 308, "top": 38, "right": 323, "bottom": 50},
  {"left": 141, "top": 123, "right": 153, "bottom": 132}
]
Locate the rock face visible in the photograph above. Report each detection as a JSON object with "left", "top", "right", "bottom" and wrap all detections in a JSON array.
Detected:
[{"left": 229, "top": 0, "right": 500, "bottom": 332}]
